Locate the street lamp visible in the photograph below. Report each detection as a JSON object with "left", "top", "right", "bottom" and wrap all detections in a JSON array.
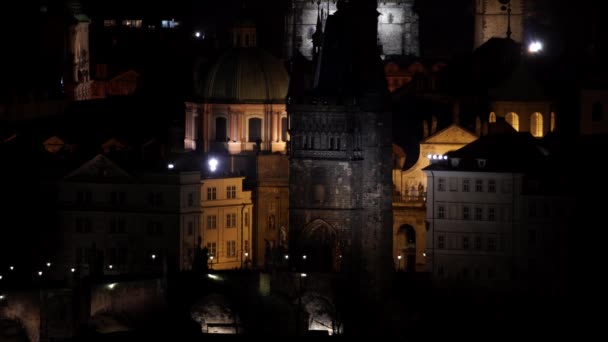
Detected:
[
  {"left": 397, "top": 255, "right": 402, "bottom": 271},
  {"left": 209, "top": 255, "right": 214, "bottom": 270}
]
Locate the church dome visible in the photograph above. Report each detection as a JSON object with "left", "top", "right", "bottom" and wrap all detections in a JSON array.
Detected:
[{"left": 200, "top": 48, "right": 289, "bottom": 104}]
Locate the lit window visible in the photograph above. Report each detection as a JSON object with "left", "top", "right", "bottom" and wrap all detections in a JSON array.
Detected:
[
  {"left": 530, "top": 112, "right": 543, "bottom": 137},
  {"left": 248, "top": 118, "right": 262, "bottom": 142},
  {"left": 550, "top": 112, "right": 556, "bottom": 132},
  {"left": 489, "top": 112, "right": 497, "bottom": 123},
  {"left": 506, "top": 112, "right": 519, "bottom": 131}
]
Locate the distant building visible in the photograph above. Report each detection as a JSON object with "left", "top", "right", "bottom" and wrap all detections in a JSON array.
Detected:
[
  {"left": 488, "top": 63, "right": 556, "bottom": 137},
  {"left": 200, "top": 176, "right": 253, "bottom": 270},
  {"left": 184, "top": 21, "right": 289, "bottom": 154},
  {"left": 424, "top": 133, "right": 568, "bottom": 285},
  {"left": 392, "top": 123, "right": 478, "bottom": 272},
  {"left": 474, "top": 0, "right": 525, "bottom": 49},
  {"left": 57, "top": 155, "right": 201, "bottom": 276},
  {"left": 285, "top": 0, "right": 419, "bottom": 60}
]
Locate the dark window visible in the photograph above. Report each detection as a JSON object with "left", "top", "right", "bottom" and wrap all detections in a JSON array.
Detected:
[
  {"left": 592, "top": 102, "right": 603, "bottom": 122},
  {"left": 437, "top": 235, "right": 445, "bottom": 249},
  {"left": 462, "top": 236, "right": 469, "bottom": 250},
  {"left": 249, "top": 118, "right": 262, "bottom": 142},
  {"left": 281, "top": 117, "right": 288, "bottom": 141},
  {"left": 188, "top": 193, "right": 194, "bottom": 206},
  {"left": 187, "top": 221, "right": 194, "bottom": 236},
  {"left": 216, "top": 117, "right": 227, "bottom": 142}
]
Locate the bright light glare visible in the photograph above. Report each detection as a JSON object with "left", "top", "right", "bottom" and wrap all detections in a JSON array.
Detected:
[
  {"left": 71, "top": 268, "right": 76, "bottom": 273},
  {"left": 107, "top": 283, "right": 117, "bottom": 290},
  {"left": 9, "top": 266, "right": 14, "bottom": 271},
  {"left": 151, "top": 254, "right": 156, "bottom": 260},
  {"left": 284, "top": 255, "right": 289, "bottom": 260},
  {"left": 301, "top": 273, "right": 307, "bottom": 277},
  {"left": 208, "top": 158, "right": 218, "bottom": 172},
  {"left": 302, "top": 255, "right": 307, "bottom": 260},
  {"left": 528, "top": 41, "right": 542, "bottom": 53},
  {"left": 195, "top": 31, "right": 201, "bottom": 38},
  {"left": 397, "top": 255, "right": 402, "bottom": 260},
  {"left": 0, "top": 295, "right": 5, "bottom": 300},
  {"left": 208, "top": 274, "right": 220, "bottom": 280},
  {"left": 46, "top": 262, "right": 51, "bottom": 267},
  {"left": 167, "top": 163, "right": 174, "bottom": 169},
  {"left": 38, "top": 271, "right": 43, "bottom": 276}
]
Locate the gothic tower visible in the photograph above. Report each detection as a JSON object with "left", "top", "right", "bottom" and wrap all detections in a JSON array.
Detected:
[
  {"left": 285, "top": 0, "right": 419, "bottom": 60},
  {"left": 474, "top": 0, "right": 525, "bottom": 49},
  {"left": 288, "top": 0, "right": 394, "bottom": 329}
]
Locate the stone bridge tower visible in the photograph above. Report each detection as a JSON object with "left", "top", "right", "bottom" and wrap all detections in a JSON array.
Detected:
[{"left": 287, "top": 0, "right": 394, "bottom": 325}]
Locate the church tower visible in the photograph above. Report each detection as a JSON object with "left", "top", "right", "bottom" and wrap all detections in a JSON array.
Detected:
[
  {"left": 474, "top": 0, "right": 525, "bottom": 49},
  {"left": 288, "top": 0, "right": 394, "bottom": 322},
  {"left": 285, "top": 0, "right": 419, "bottom": 60},
  {"left": 65, "top": 0, "right": 92, "bottom": 100}
]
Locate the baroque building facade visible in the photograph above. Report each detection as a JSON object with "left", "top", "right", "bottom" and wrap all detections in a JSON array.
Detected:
[{"left": 285, "top": 0, "right": 419, "bottom": 60}]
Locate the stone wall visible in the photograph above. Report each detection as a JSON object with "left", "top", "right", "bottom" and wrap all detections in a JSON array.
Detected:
[
  {"left": 90, "top": 279, "right": 165, "bottom": 317},
  {"left": 0, "top": 292, "right": 41, "bottom": 342}
]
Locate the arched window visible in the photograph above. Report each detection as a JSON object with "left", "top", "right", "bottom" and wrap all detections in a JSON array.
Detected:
[
  {"left": 530, "top": 112, "right": 543, "bottom": 137},
  {"left": 281, "top": 117, "right": 288, "bottom": 141},
  {"left": 489, "top": 112, "right": 497, "bottom": 123},
  {"left": 550, "top": 112, "right": 556, "bottom": 132},
  {"left": 248, "top": 118, "right": 262, "bottom": 143},
  {"left": 506, "top": 112, "right": 519, "bottom": 131},
  {"left": 215, "top": 117, "right": 227, "bottom": 142}
]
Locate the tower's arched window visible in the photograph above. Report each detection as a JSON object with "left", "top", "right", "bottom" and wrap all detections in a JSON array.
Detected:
[
  {"left": 530, "top": 112, "right": 543, "bottom": 137},
  {"left": 215, "top": 117, "right": 227, "bottom": 142},
  {"left": 550, "top": 112, "right": 556, "bottom": 132},
  {"left": 248, "top": 118, "right": 262, "bottom": 142},
  {"left": 489, "top": 112, "right": 497, "bottom": 123},
  {"left": 506, "top": 112, "right": 519, "bottom": 131}
]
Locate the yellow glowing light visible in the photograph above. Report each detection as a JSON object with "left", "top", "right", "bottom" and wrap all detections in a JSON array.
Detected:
[
  {"left": 301, "top": 273, "right": 307, "bottom": 277},
  {"left": 208, "top": 274, "right": 220, "bottom": 280},
  {"left": 397, "top": 255, "right": 402, "bottom": 260},
  {"left": 107, "top": 283, "right": 117, "bottom": 290}
]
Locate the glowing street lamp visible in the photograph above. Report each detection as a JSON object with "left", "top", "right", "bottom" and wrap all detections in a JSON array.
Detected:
[
  {"left": 194, "top": 31, "right": 201, "bottom": 38},
  {"left": 167, "top": 163, "right": 175, "bottom": 170},
  {"left": 397, "top": 255, "right": 402, "bottom": 271},
  {"left": 38, "top": 271, "right": 43, "bottom": 276},
  {"left": 151, "top": 254, "right": 156, "bottom": 260},
  {"left": 109, "top": 265, "right": 114, "bottom": 270},
  {"left": 302, "top": 254, "right": 307, "bottom": 260},
  {"left": 284, "top": 255, "right": 289, "bottom": 260},
  {"left": 71, "top": 268, "right": 76, "bottom": 273},
  {"left": 528, "top": 41, "right": 543, "bottom": 54},
  {"left": 46, "top": 262, "right": 51, "bottom": 268},
  {"left": 9, "top": 266, "right": 14, "bottom": 271},
  {"left": 208, "top": 158, "right": 218, "bottom": 172}
]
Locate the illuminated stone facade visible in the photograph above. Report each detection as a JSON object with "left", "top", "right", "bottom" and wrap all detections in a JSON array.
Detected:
[
  {"left": 66, "top": 2, "right": 93, "bottom": 101},
  {"left": 285, "top": 0, "right": 419, "bottom": 60},
  {"left": 474, "top": 0, "right": 525, "bottom": 49},
  {"left": 200, "top": 177, "right": 253, "bottom": 270},
  {"left": 288, "top": 2, "right": 394, "bottom": 302}
]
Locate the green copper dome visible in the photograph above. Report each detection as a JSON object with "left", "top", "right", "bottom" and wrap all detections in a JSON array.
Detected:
[{"left": 201, "top": 48, "right": 289, "bottom": 104}]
